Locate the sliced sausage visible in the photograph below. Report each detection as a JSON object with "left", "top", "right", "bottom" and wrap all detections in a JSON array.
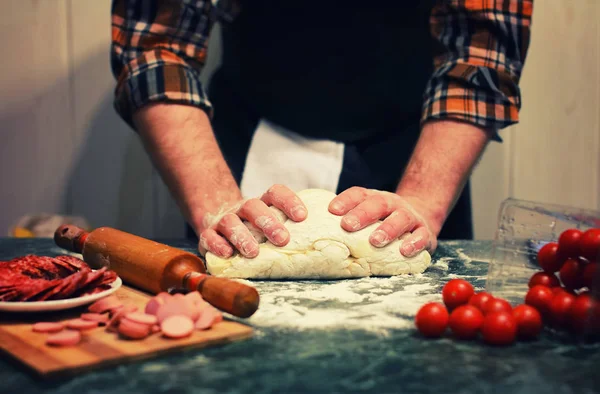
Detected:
[
  {"left": 46, "top": 330, "right": 81, "bottom": 347},
  {"left": 156, "top": 298, "right": 199, "bottom": 323},
  {"left": 66, "top": 318, "right": 99, "bottom": 331},
  {"left": 161, "top": 315, "right": 194, "bottom": 339},
  {"left": 80, "top": 313, "right": 110, "bottom": 325},
  {"left": 124, "top": 312, "right": 158, "bottom": 326},
  {"left": 184, "top": 291, "right": 203, "bottom": 305},
  {"left": 88, "top": 295, "right": 123, "bottom": 314},
  {"left": 144, "top": 296, "right": 165, "bottom": 316},
  {"left": 32, "top": 321, "right": 65, "bottom": 333},
  {"left": 118, "top": 317, "right": 152, "bottom": 340},
  {"left": 106, "top": 304, "right": 138, "bottom": 332},
  {"left": 195, "top": 308, "right": 217, "bottom": 331}
]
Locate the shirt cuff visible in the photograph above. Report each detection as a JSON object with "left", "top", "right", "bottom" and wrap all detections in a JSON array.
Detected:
[
  {"left": 113, "top": 60, "right": 213, "bottom": 130},
  {"left": 421, "top": 64, "right": 523, "bottom": 143}
]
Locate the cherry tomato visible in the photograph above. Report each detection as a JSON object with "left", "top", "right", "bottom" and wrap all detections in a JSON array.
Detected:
[
  {"left": 549, "top": 292, "right": 576, "bottom": 328},
  {"left": 468, "top": 292, "right": 494, "bottom": 312},
  {"left": 580, "top": 229, "right": 600, "bottom": 262},
  {"left": 525, "top": 285, "right": 554, "bottom": 315},
  {"left": 448, "top": 305, "right": 484, "bottom": 340},
  {"left": 415, "top": 302, "right": 449, "bottom": 338},
  {"left": 482, "top": 298, "right": 512, "bottom": 315},
  {"left": 551, "top": 286, "right": 574, "bottom": 296},
  {"left": 528, "top": 272, "right": 560, "bottom": 288},
  {"left": 442, "top": 279, "right": 474, "bottom": 310},
  {"left": 582, "top": 263, "right": 599, "bottom": 290},
  {"left": 559, "top": 258, "right": 584, "bottom": 290},
  {"left": 537, "top": 242, "right": 564, "bottom": 273},
  {"left": 557, "top": 228, "right": 583, "bottom": 258},
  {"left": 513, "top": 304, "right": 543, "bottom": 339},
  {"left": 481, "top": 312, "right": 517, "bottom": 346},
  {"left": 569, "top": 294, "right": 596, "bottom": 334}
]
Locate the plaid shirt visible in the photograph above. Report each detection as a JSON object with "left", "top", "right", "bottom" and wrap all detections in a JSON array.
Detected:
[{"left": 111, "top": 1, "right": 533, "bottom": 134}]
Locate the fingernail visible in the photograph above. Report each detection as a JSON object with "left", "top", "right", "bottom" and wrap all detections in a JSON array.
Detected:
[
  {"left": 290, "top": 206, "right": 307, "bottom": 220},
  {"left": 402, "top": 242, "right": 416, "bottom": 256},
  {"left": 241, "top": 241, "right": 258, "bottom": 257},
  {"left": 330, "top": 201, "right": 344, "bottom": 212},
  {"left": 218, "top": 246, "right": 232, "bottom": 257},
  {"left": 342, "top": 215, "right": 360, "bottom": 231},
  {"left": 271, "top": 229, "right": 288, "bottom": 245},
  {"left": 370, "top": 230, "right": 388, "bottom": 246}
]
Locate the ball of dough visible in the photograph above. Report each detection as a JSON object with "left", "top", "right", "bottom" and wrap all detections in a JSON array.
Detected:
[{"left": 205, "top": 189, "right": 432, "bottom": 279}]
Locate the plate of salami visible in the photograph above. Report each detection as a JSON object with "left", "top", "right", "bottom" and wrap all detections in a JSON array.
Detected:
[{"left": 0, "top": 254, "right": 122, "bottom": 312}]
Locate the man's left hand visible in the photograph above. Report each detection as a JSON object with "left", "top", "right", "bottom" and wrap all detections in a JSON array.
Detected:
[{"left": 328, "top": 187, "right": 439, "bottom": 257}]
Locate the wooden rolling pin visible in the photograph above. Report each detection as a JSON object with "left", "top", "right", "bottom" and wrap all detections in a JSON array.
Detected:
[{"left": 53, "top": 225, "right": 259, "bottom": 318}]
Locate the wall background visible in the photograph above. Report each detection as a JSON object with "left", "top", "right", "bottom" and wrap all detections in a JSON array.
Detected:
[{"left": 1, "top": 1, "right": 599, "bottom": 240}]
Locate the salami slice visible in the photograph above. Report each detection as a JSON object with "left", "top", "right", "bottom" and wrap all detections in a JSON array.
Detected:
[{"left": 53, "top": 255, "right": 89, "bottom": 271}]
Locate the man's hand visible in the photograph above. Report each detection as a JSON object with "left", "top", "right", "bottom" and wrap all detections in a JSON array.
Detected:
[
  {"left": 198, "top": 185, "right": 308, "bottom": 259},
  {"left": 329, "top": 120, "right": 492, "bottom": 257},
  {"left": 328, "top": 187, "right": 437, "bottom": 257}
]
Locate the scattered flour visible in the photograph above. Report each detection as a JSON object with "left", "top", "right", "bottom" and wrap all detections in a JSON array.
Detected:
[{"left": 245, "top": 276, "right": 442, "bottom": 335}]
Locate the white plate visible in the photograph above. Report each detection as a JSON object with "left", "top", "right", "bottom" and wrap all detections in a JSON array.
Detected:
[{"left": 0, "top": 276, "right": 122, "bottom": 313}]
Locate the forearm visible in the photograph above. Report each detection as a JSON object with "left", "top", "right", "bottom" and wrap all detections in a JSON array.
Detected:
[
  {"left": 396, "top": 120, "right": 491, "bottom": 235},
  {"left": 132, "top": 103, "right": 242, "bottom": 234}
]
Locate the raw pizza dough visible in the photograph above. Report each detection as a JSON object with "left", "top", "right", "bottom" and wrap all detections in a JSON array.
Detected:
[{"left": 205, "top": 189, "right": 432, "bottom": 279}]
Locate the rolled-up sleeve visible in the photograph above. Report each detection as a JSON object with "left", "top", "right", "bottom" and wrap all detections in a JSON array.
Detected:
[
  {"left": 422, "top": 0, "right": 534, "bottom": 138},
  {"left": 110, "top": 0, "right": 216, "bottom": 129}
]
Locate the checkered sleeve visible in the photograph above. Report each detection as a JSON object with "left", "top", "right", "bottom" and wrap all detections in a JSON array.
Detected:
[
  {"left": 422, "top": 0, "right": 534, "bottom": 137},
  {"left": 110, "top": 0, "right": 217, "bottom": 129}
]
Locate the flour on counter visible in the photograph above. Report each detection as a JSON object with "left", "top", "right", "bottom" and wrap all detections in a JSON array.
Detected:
[{"left": 245, "top": 276, "right": 442, "bottom": 335}]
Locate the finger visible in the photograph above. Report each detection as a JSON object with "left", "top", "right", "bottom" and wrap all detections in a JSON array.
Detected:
[
  {"left": 341, "top": 194, "right": 395, "bottom": 232},
  {"left": 369, "top": 209, "right": 416, "bottom": 247},
  {"left": 239, "top": 198, "right": 290, "bottom": 246},
  {"left": 399, "top": 227, "right": 432, "bottom": 257},
  {"left": 217, "top": 214, "right": 260, "bottom": 258},
  {"left": 198, "top": 229, "right": 234, "bottom": 258},
  {"left": 261, "top": 184, "right": 307, "bottom": 221},
  {"left": 328, "top": 186, "right": 369, "bottom": 215}
]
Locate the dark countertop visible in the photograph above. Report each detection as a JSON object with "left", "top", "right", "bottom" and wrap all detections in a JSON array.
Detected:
[{"left": 0, "top": 238, "right": 599, "bottom": 394}]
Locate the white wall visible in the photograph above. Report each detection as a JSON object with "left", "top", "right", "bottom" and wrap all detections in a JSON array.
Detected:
[{"left": 1, "top": 0, "right": 599, "bottom": 240}]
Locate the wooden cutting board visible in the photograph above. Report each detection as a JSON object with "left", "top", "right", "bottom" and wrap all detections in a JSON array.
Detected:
[{"left": 0, "top": 285, "right": 253, "bottom": 378}]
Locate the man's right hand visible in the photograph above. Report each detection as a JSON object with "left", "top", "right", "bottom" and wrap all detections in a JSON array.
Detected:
[{"left": 198, "top": 185, "right": 308, "bottom": 259}]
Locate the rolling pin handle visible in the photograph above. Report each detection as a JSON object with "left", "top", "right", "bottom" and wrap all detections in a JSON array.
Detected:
[
  {"left": 54, "top": 225, "right": 88, "bottom": 254},
  {"left": 186, "top": 272, "right": 260, "bottom": 318}
]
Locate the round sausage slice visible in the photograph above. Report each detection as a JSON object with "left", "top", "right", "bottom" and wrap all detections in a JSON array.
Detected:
[
  {"left": 32, "top": 322, "right": 65, "bottom": 333},
  {"left": 80, "top": 313, "right": 109, "bottom": 324},
  {"left": 118, "top": 318, "right": 151, "bottom": 339},
  {"left": 88, "top": 295, "right": 122, "bottom": 314},
  {"left": 66, "top": 318, "right": 99, "bottom": 331},
  {"left": 46, "top": 330, "right": 81, "bottom": 347},
  {"left": 124, "top": 312, "right": 158, "bottom": 326},
  {"left": 161, "top": 315, "right": 194, "bottom": 339}
]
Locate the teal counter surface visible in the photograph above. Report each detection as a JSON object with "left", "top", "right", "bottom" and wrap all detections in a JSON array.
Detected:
[{"left": 0, "top": 239, "right": 598, "bottom": 394}]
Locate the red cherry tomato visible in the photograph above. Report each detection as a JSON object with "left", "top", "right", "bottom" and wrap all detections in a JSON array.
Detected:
[
  {"left": 551, "top": 286, "right": 574, "bottom": 296},
  {"left": 569, "top": 294, "right": 597, "bottom": 334},
  {"left": 448, "top": 305, "right": 485, "bottom": 340},
  {"left": 513, "top": 304, "right": 543, "bottom": 339},
  {"left": 442, "top": 279, "right": 474, "bottom": 310},
  {"left": 482, "top": 298, "right": 512, "bottom": 315},
  {"left": 415, "top": 302, "right": 449, "bottom": 338},
  {"left": 549, "top": 292, "right": 576, "bottom": 328},
  {"left": 537, "top": 242, "right": 564, "bottom": 273},
  {"left": 580, "top": 229, "right": 600, "bottom": 262},
  {"left": 525, "top": 285, "right": 554, "bottom": 316},
  {"left": 582, "top": 262, "right": 599, "bottom": 290},
  {"left": 557, "top": 228, "right": 583, "bottom": 258},
  {"left": 481, "top": 312, "right": 518, "bottom": 346},
  {"left": 559, "top": 258, "right": 584, "bottom": 290},
  {"left": 528, "top": 272, "right": 560, "bottom": 288},
  {"left": 468, "top": 292, "right": 494, "bottom": 311}
]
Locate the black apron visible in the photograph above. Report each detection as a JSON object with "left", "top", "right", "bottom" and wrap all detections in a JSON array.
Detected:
[{"left": 187, "top": 1, "right": 473, "bottom": 241}]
